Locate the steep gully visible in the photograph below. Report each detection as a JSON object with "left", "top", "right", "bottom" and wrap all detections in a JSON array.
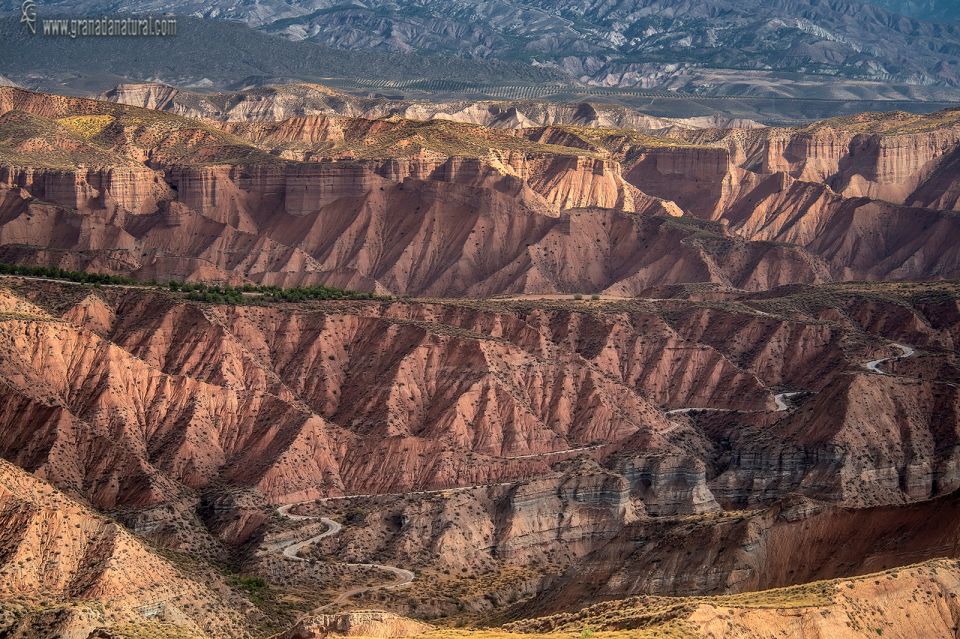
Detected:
[{"left": 269, "top": 343, "right": 920, "bottom": 608}]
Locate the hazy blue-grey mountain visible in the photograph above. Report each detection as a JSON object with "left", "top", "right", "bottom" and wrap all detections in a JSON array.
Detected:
[
  {"left": 0, "top": 15, "right": 561, "bottom": 94},
  {"left": 5, "top": 0, "right": 960, "bottom": 94},
  {"left": 862, "top": 0, "right": 960, "bottom": 21}
]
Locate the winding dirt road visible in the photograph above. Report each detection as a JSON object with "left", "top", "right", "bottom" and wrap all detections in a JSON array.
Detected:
[
  {"left": 773, "top": 391, "right": 802, "bottom": 412},
  {"left": 275, "top": 503, "right": 415, "bottom": 609},
  {"left": 504, "top": 444, "right": 603, "bottom": 459},
  {"left": 667, "top": 391, "right": 801, "bottom": 416},
  {"left": 665, "top": 406, "right": 733, "bottom": 415},
  {"left": 274, "top": 504, "right": 343, "bottom": 561},
  {"left": 864, "top": 343, "right": 916, "bottom": 374}
]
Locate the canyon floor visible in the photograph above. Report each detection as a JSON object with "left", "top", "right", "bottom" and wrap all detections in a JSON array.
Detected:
[{"left": 0, "top": 83, "right": 959, "bottom": 638}]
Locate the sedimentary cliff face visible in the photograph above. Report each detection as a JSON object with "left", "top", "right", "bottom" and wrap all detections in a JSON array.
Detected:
[
  {"left": 761, "top": 121, "right": 960, "bottom": 204},
  {"left": 162, "top": 153, "right": 655, "bottom": 221},
  {"left": 907, "top": 145, "right": 960, "bottom": 211},
  {"left": 284, "top": 460, "right": 638, "bottom": 582},
  {"left": 668, "top": 109, "right": 960, "bottom": 210},
  {"left": 531, "top": 491, "right": 960, "bottom": 607},
  {"left": 0, "top": 176, "right": 825, "bottom": 295},
  {"left": 624, "top": 144, "right": 740, "bottom": 219},
  {"left": 633, "top": 125, "right": 960, "bottom": 212},
  {"left": 0, "top": 165, "right": 171, "bottom": 214},
  {"left": 540, "top": 120, "right": 960, "bottom": 288},
  {"left": 4, "top": 87, "right": 960, "bottom": 293},
  {"left": 595, "top": 152, "right": 960, "bottom": 283}
]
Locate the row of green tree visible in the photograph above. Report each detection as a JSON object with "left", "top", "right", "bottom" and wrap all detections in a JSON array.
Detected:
[
  {"left": 0, "top": 262, "right": 385, "bottom": 304},
  {"left": 170, "top": 281, "right": 382, "bottom": 303},
  {"left": 0, "top": 262, "right": 141, "bottom": 285}
]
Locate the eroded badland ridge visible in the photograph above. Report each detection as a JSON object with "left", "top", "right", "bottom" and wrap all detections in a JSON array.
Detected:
[
  {"left": 0, "top": 276, "right": 959, "bottom": 636},
  {"left": 0, "top": 84, "right": 959, "bottom": 638},
  {"left": 0, "top": 86, "right": 960, "bottom": 293}
]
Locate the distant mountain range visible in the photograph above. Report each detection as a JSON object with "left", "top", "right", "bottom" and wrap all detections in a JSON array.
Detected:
[
  {"left": 863, "top": 0, "right": 960, "bottom": 21},
  {"left": 4, "top": 0, "right": 959, "bottom": 95},
  {"left": 0, "top": 14, "right": 562, "bottom": 94}
]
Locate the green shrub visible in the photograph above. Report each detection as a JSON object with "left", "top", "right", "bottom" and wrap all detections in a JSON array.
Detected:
[
  {"left": 0, "top": 261, "right": 388, "bottom": 306},
  {"left": 231, "top": 575, "right": 268, "bottom": 604},
  {"left": 0, "top": 262, "right": 138, "bottom": 286}
]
